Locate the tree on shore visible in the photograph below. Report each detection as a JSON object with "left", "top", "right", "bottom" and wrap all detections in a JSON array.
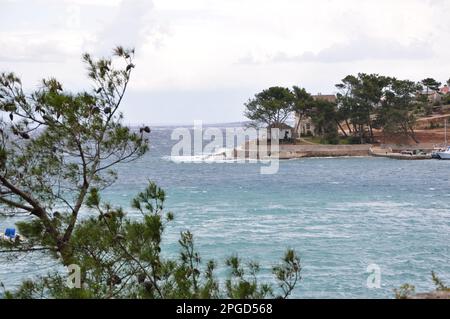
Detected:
[
  {"left": 377, "top": 79, "right": 421, "bottom": 143},
  {"left": 291, "top": 86, "right": 313, "bottom": 138},
  {"left": 421, "top": 78, "right": 441, "bottom": 95},
  {"left": 245, "top": 74, "right": 439, "bottom": 145},
  {"left": 421, "top": 78, "right": 442, "bottom": 114},
  {"left": 335, "top": 74, "right": 390, "bottom": 144},
  {"left": 336, "top": 75, "right": 370, "bottom": 143},
  {"left": 309, "top": 99, "right": 339, "bottom": 144},
  {"left": 244, "top": 87, "right": 295, "bottom": 128}
]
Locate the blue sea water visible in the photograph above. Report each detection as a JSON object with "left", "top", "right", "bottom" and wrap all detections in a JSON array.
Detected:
[{"left": 1, "top": 126, "right": 450, "bottom": 298}]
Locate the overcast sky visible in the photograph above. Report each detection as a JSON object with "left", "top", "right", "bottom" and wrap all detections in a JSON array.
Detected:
[{"left": 1, "top": 0, "right": 449, "bottom": 125}]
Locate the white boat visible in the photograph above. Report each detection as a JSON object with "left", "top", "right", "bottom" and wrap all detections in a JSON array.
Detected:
[
  {"left": 436, "top": 146, "right": 450, "bottom": 160},
  {"left": 433, "top": 119, "right": 450, "bottom": 159}
]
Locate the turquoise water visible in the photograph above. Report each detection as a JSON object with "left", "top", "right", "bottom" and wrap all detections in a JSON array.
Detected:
[{"left": 1, "top": 127, "right": 450, "bottom": 298}]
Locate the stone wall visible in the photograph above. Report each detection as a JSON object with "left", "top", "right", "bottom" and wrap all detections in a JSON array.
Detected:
[
  {"left": 236, "top": 143, "right": 373, "bottom": 159},
  {"left": 277, "top": 144, "right": 372, "bottom": 159}
]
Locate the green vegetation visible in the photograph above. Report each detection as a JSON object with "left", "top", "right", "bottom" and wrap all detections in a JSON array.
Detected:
[
  {"left": 394, "top": 284, "right": 416, "bottom": 299},
  {"left": 310, "top": 98, "right": 339, "bottom": 144},
  {"left": 394, "top": 271, "right": 449, "bottom": 299},
  {"left": 292, "top": 86, "right": 314, "bottom": 136},
  {"left": 431, "top": 271, "right": 450, "bottom": 292},
  {"left": 421, "top": 78, "right": 441, "bottom": 95},
  {"left": 0, "top": 48, "right": 300, "bottom": 299},
  {"left": 245, "top": 74, "right": 450, "bottom": 144},
  {"left": 0, "top": 46, "right": 147, "bottom": 265},
  {"left": 1, "top": 182, "right": 301, "bottom": 299},
  {"left": 376, "top": 79, "right": 422, "bottom": 143},
  {"left": 244, "top": 86, "right": 295, "bottom": 128},
  {"left": 443, "top": 94, "right": 450, "bottom": 105},
  {"left": 421, "top": 78, "right": 442, "bottom": 114},
  {"left": 333, "top": 74, "right": 424, "bottom": 144}
]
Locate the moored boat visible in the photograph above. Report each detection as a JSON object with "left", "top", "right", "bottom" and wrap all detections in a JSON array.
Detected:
[{"left": 436, "top": 146, "right": 450, "bottom": 160}]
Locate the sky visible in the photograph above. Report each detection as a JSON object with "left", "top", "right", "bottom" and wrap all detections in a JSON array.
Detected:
[{"left": 1, "top": 0, "right": 450, "bottom": 125}]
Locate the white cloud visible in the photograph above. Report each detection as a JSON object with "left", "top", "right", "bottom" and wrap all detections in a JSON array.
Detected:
[
  {"left": 2, "top": 0, "right": 450, "bottom": 123},
  {"left": 0, "top": 32, "right": 83, "bottom": 63},
  {"left": 268, "top": 37, "right": 434, "bottom": 64},
  {"left": 84, "top": 0, "right": 168, "bottom": 55}
]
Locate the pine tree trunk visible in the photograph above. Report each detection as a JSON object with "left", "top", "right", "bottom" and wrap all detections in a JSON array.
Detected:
[
  {"left": 345, "top": 120, "right": 352, "bottom": 134},
  {"left": 294, "top": 114, "right": 303, "bottom": 139},
  {"left": 359, "top": 124, "right": 364, "bottom": 144},
  {"left": 336, "top": 120, "right": 348, "bottom": 137},
  {"left": 58, "top": 241, "right": 75, "bottom": 266}
]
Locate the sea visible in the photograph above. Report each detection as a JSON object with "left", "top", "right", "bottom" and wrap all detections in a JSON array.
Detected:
[{"left": 1, "top": 125, "right": 449, "bottom": 298}]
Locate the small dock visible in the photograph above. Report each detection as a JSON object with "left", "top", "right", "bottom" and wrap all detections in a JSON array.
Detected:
[{"left": 369, "top": 147, "right": 432, "bottom": 160}]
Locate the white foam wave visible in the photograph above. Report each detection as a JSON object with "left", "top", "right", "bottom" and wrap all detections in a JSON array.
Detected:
[{"left": 162, "top": 147, "right": 262, "bottom": 163}]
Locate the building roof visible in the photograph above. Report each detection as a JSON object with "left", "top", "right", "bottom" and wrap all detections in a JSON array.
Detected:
[
  {"left": 267, "top": 123, "right": 293, "bottom": 130},
  {"left": 422, "top": 90, "right": 441, "bottom": 95},
  {"left": 312, "top": 94, "right": 336, "bottom": 102}
]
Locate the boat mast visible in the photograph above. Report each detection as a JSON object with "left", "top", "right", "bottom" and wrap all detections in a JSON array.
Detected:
[{"left": 445, "top": 118, "right": 448, "bottom": 146}]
